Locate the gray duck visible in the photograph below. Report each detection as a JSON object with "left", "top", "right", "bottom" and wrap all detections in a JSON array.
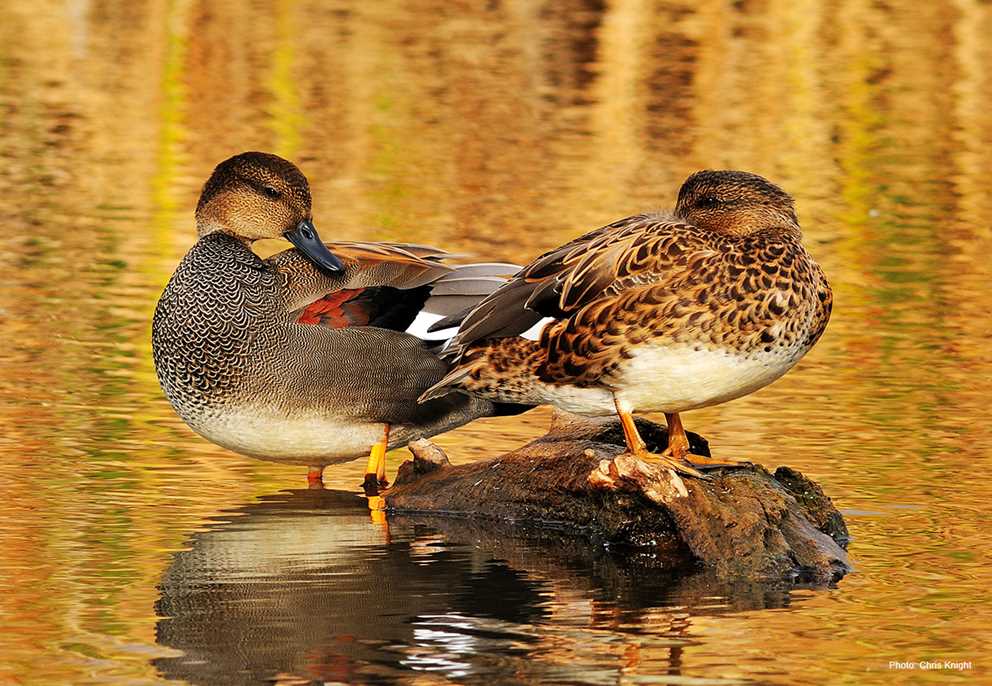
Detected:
[{"left": 152, "top": 152, "right": 525, "bottom": 489}]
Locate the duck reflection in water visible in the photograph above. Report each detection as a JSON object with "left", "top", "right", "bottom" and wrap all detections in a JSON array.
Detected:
[{"left": 154, "top": 489, "right": 802, "bottom": 685}]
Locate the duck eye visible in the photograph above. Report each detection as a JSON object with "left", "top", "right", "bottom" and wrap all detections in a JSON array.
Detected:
[
  {"left": 262, "top": 185, "right": 281, "bottom": 199},
  {"left": 697, "top": 195, "right": 720, "bottom": 209}
]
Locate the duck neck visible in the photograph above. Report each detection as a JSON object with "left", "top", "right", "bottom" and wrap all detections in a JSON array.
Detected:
[{"left": 197, "top": 222, "right": 254, "bottom": 245}]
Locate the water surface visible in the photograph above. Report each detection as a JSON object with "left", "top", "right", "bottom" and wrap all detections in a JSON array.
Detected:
[{"left": 1, "top": 1, "right": 990, "bottom": 684}]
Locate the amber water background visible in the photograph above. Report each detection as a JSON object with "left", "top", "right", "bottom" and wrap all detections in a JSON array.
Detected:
[{"left": 1, "top": 1, "right": 991, "bottom": 684}]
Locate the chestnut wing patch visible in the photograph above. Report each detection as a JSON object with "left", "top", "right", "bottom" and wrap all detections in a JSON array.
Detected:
[
  {"left": 297, "top": 288, "right": 366, "bottom": 327},
  {"left": 297, "top": 285, "right": 432, "bottom": 331}
]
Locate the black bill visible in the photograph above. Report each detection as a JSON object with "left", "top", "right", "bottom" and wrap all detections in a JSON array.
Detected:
[{"left": 284, "top": 219, "right": 344, "bottom": 274}]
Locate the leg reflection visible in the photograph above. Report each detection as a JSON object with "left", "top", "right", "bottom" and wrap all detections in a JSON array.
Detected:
[
  {"left": 367, "top": 495, "right": 390, "bottom": 539},
  {"left": 307, "top": 465, "right": 325, "bottom": 489}
]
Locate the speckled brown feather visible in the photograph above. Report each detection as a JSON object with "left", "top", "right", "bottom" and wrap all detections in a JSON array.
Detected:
[
  {"left": 422, "top": 171, "right": 832, "bottom": 406},
  {"left": 535, "top": 219, "right": 831, "bottom": 387}
]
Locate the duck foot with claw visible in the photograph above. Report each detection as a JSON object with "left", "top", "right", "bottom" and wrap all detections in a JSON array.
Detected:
[
  {"left": 627, "top": 450, "right": 708, "bottom": 481},
  {"left": 662, "top": 412, "right": 752, "bottom": 472},
  {"left": 615, "top": 399, "right": 706, "bottom": 480}
]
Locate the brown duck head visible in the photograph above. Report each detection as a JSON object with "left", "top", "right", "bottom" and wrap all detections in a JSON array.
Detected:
[
  {"left": 674, "top": 170, "right": 799, "bottom": 236},
  {"left": 194, "top": 151, "right": 343, "bottom": 273}
]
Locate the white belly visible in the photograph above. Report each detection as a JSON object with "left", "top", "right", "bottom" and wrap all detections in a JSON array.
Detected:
[
  {"left": 187, "top": 408, "right": 384, "bottom": 466},
  {"left": 535, "top": 383, "right": 617, "bottom": 417},
  {"left": 614, "top": 344, "right": 805, "bottom": 413}
]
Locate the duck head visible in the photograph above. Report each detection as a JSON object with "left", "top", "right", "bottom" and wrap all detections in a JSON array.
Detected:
[
  {"left": 674, "top": 170, "right": 799, "bottom": 236},
  {"left": 195, "top": 151, "right": 343, "bottom": 273}
]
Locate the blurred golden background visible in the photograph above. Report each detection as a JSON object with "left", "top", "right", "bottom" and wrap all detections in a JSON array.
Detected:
[{"left": 0, "top": 1, "right": 989, "bottom": 684}]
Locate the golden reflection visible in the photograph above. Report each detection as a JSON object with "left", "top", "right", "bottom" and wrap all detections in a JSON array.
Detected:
[
  {"left": 366, "top": 495, "right": 388, "bottom": 529},
  {"left": 0, "top": 0, "right": 990, "bottom": 684},
  {"left": 151, "top": 490, "right": 781, "bottom": 684}
]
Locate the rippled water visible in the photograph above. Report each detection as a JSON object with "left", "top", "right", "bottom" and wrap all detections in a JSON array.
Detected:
[{"left": 1, "top": 1, "right": 990, "bottom": 684}]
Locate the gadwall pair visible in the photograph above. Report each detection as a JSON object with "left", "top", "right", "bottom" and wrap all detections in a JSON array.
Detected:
[{"left": 153, "top": 155, "right": 831, "bottom": 490}]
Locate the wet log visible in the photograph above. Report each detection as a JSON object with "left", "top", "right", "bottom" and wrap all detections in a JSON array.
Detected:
[{"left": 384, "top": 413, "right": 851, "bottom": 584}]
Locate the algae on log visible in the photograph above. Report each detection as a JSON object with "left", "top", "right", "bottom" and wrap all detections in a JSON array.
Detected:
[{"left": 384, "top": 414, "right": 851, "bottom": 584}]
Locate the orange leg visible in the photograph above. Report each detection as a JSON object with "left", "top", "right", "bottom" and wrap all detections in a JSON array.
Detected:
[
  {"left": 616, "top": 403, "right": 647, "bottom": 454},
  {"left": 376, "top": 424, "right": 389, "bottom": 485},
  {"left": 363, "top": 424, "right": 390, "bottom": 495},
  {"left": 663, "top": 412, "right": 750, "bottom": 469},
  {"left": 613, "top": 396, "right": 705, "bottom": 478},
  {"left": 307, "top": 465, "right": 324, "bottom": 489},
  {"left": 662, "top": 413, "right": 692, "bottom": 460}
]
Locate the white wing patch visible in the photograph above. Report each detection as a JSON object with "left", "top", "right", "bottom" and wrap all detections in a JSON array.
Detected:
[{"left": 408, "top": 312, "right": 554, "bottom": 342}]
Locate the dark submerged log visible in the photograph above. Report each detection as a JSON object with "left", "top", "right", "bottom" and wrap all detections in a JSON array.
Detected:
[{"left": 385, "top": 413, "right": 851, "bottom": 584}]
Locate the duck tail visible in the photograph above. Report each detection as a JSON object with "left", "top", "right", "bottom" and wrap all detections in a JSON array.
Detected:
[
  {"left": 417, "top": 338, "right": 545, "bottom": 406},
  {"left": 418, "top": 365, "right": 478, "bottom": 404}
]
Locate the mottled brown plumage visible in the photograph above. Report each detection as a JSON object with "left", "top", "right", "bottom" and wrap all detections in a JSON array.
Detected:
[
  {"left": 421, "top": 171, "right": 832, "bottom": 480},
  {"left": 152, "top": 152, "right": 525, "bottom": 488}
]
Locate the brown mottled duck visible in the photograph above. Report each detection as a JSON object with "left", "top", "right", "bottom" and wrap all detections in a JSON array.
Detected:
[{"left": 421, "top": 171, "right": 832, "bottom": 484}]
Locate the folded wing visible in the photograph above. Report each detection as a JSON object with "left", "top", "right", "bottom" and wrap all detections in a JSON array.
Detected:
[
  {"left": 441, "top": 213, "right": 718, "bottom": 361},
  {"left": 266, "top": 241, "right": 518, "bottom": 338}
]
